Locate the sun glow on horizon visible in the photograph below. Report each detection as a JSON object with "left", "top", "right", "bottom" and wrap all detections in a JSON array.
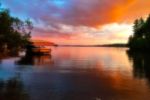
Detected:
[{"left": 31, "top": 23, "right": 133, "bottom": 45}]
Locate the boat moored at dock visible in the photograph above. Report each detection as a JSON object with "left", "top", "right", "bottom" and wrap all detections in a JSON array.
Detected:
[{"left": 26, "top": 40, "right": 56, "bottom": 55}]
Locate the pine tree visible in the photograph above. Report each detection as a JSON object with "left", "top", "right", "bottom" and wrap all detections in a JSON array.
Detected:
[{"left": 128, "top": 14, "right": 150, "bottom": 50}]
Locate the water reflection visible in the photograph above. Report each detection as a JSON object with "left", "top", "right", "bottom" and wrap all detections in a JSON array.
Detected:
[
  {"left": 16, "top": 54, "right": 53, "bottom": 66},
  {"left": 1, "top": 47, "right": 150, "bottom": 100},
  {"left": 127, "top": 51, "right": 150, "bottom": 83},
  {"left": 0, "top": 73, "right": 29, "bottom": 100}
]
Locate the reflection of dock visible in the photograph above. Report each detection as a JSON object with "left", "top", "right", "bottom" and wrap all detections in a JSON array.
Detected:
[{"left": 16, "top": 54, "right": 53, "bottom": 66}]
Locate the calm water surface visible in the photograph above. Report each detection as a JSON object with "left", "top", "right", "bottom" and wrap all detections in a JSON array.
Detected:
[{"left": 0, "top": 47, "right": 150, "bottom": 100}]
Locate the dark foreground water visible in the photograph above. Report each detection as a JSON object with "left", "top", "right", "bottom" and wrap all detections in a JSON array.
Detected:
[{"left": 0, "top": 47, "right": 150, "bottom": 100}]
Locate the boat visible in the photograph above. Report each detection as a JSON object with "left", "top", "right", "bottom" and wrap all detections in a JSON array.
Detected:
[
  {"left": 32, "top": 46, "right": 51, "bottom": 54},
  {"left": 26, "top": 40, "right": 54, "bottom": 55}
]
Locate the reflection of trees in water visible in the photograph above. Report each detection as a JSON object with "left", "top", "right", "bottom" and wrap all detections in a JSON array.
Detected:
[
  {"left": 127, "top": 51, "right": 150, "bottom": 82},
  {"left": 0, "top": 74, "right": 29, "bottom": 100},
  {"left": 16, "top": 54, "right": 53, "bottom": 65},
  {"left": 16, "top": 55, "right": 35, "bottom": 65}
]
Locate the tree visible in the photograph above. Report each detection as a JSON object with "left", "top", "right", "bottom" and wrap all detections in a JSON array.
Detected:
[
  {"left": 128, "top": 14, "right": 150, "bottom": 50},
  {"left": 144, "top": 15, "right": 150, "bottom": 39},
  {"left": 133, "top": 18, "right": 145, "bottom": 38},
  {"left": 0, "top": 6, "right": 33, "bottom": 52}
]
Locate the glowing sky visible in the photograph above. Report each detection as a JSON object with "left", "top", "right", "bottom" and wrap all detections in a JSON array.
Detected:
[{"left": 1, "top": 0, "right": 150, "bottom": 44}]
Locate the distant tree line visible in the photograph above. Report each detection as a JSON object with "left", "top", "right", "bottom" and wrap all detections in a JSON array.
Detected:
[
  {"left": 128, "top": 15, "right": 150, "bottom": 50},
  {"left": 0, "top": 5, "right": 33, "bottom": 53}
]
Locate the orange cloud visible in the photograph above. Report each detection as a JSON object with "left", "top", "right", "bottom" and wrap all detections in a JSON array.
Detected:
[{"left": 110, "top": 0, "right": 150, "bottom": 22}]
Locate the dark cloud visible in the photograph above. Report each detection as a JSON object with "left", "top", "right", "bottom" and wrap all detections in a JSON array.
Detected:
[
  {"left": 2, "top": 0, "right": 149, "bottom": 27},
  {"left": 1, "top": 0, "right": 128, "bottom": 26}
]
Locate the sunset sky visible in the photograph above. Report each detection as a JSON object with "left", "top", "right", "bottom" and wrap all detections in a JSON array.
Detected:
[{"left": 1, "top": 0, "right": 150, "bottom": 45}]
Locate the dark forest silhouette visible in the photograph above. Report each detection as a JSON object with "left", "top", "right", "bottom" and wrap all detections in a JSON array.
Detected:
[
  {"left": 0, "top": 5, "right": 33, "bottom": 53},
  {"left": 128, "top": 15, "right": 150, "bottom": 50}
]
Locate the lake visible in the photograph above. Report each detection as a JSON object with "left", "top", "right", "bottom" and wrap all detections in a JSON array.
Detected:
[{"left": 0, "top": 47, "right": 150, "bottom": 100}]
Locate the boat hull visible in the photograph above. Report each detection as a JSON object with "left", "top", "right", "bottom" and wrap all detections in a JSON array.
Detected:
[{"left": 32, "top": 48, "right": 51, "bottom": 55}]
